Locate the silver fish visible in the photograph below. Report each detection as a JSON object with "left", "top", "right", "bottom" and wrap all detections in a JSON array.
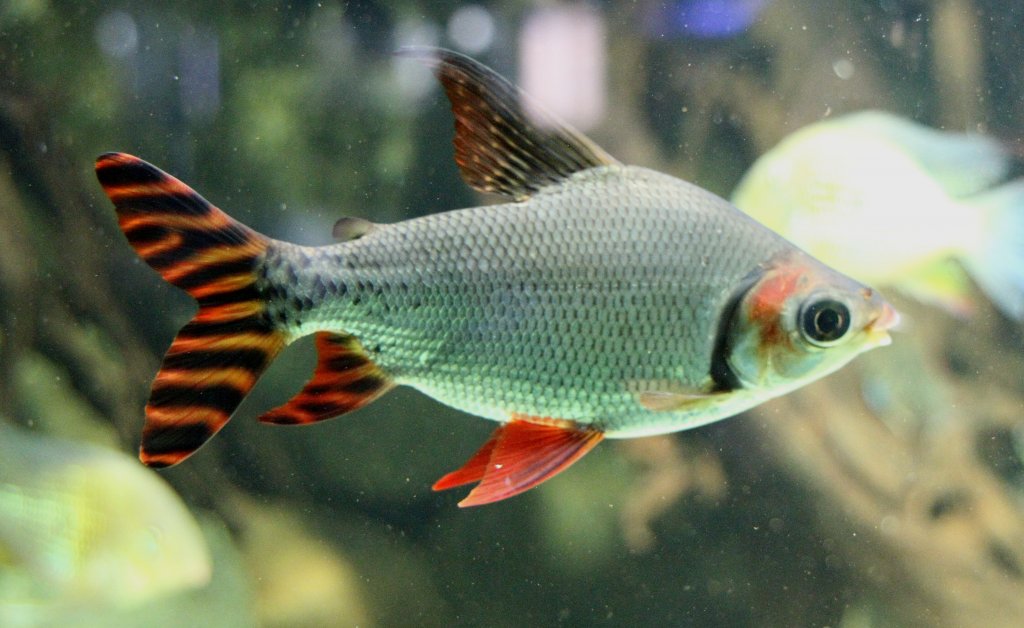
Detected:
[{"left": 95, "top": 48, "right": 897, "bottom": 506}]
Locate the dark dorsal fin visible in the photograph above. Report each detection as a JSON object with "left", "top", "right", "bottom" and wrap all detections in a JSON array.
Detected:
[
  {"left": 332, "top": 216, "right": 377, "bottom": 241},
  {"left": 398, "top": 47, "right": 619, "bottom": 201}
]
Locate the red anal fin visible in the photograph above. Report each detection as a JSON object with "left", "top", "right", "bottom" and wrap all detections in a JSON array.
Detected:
[
  {"left": 433, "top": 416, "right": 604, "bottom": 507},
  {"left": 95, "top": 152, "right": 286, "bottom": 468},
  {"left": 258, "top": 331, "right": 393, "bottom": 425},
  {"left": 431, "top": 431, "right": 500, "bottom": 491}
]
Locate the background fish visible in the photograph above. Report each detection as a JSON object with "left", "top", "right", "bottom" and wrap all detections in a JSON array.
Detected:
[
  {"left": 0, "top": 421, "right": 211, "bottom": 613},
  {"left": 731, "top": 110, "right": 1024, "bottom": 318},
  {"left": 94, "top": 48, "right": 896, "bottom": 507}
]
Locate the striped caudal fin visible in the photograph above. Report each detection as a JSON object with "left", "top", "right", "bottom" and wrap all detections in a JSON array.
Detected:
[
  {"left": 259, "top": 332, "right": 392, "bottom": 425},
  {"left": 96, "top": 152, "right": 286, "bottom": 467}
]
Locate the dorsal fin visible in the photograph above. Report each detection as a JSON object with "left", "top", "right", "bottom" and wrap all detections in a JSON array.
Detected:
[
  {"left": 332, "top": 216, "right": 377, "bottom": 241},
  {"left": 398, "top": 47, "right": 619, "bottom": 201}
]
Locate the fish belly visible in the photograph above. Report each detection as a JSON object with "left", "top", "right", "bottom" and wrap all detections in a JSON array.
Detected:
[{"left": 276, "top": 167, "right": 789, "bottom": 433}]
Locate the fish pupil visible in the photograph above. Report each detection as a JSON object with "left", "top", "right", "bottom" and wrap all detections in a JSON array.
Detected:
[{"left": 802, "top": 299, "right": 850, "bottom": 345}]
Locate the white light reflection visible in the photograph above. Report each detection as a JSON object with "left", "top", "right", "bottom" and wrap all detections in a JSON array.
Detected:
[
  {"left": 392, "top": 17, "right": 442, "bottom": 103},
  {"left": 95, "top": 10, "right": 139, "bottom": 59},
  {"left": 447, "top": 5, "right": 495, "bottom": 55},
  {"left": 178, "top": 27, "right": 221, "bottom": 122},
  {"left": 519, "top": 5, "right": 606, "bottom": 132},
  {"left": 832, "top": 58, "right": 855, "bottom": 80}
]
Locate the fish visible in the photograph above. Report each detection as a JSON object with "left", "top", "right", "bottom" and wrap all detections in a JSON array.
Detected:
[
  {"left": 0, "top": 421, "right": 211, "bottom": 612},
  {"left": 94, "top": 48, "right": 897, "bottom": 507},
  {"left": 731, "top": 110, "right": 1024, "bottom": 318}
]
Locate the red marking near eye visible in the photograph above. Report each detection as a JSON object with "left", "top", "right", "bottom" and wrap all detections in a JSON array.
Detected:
[{"left": 747, "top": 265, "right": 807, "bottom": 350}]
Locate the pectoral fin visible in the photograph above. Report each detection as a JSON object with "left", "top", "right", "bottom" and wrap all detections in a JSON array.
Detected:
[
  {"left": 631, "top": 380, "right": 728, "bottom": 412},
  {"left": 433, "top": 415, "right": 604, "bottom": 507}
]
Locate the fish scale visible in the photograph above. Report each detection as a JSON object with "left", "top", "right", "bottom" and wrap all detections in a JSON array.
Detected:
[{"left": 95, "top": 48, "right": 896, "bottom": 506}]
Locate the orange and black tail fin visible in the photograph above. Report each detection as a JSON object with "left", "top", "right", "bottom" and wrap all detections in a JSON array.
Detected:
[{"left": 95, "top": 152, "right": 287, "bottom": 467}]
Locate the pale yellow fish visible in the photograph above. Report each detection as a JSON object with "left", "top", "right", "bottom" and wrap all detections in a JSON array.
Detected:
[
  {"left": 0, "top": 422, "right": 211, "bottom": 611},
  {"left": 732, "top": 110, "right": 1024, "bottom": 318}
]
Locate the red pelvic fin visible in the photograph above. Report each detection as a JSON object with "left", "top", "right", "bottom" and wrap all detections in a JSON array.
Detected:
[
  {"left": 431, "top": 431, "right": 501, "bottom": 491},
  {"left": 433, "top": 416, "right": 604, "bottom": 507},
  {"left": 95, "top": 152, "right": 286, "bottom": 468},
  {"left": 259, "top": 332, "right": 393, "bottom": 425}
]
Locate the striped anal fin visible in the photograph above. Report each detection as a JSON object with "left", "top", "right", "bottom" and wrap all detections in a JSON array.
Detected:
[
  {"left": 259, "top": 331, "right": 393, "bottom": 425},
  {"left": 95, "top": 152, "right": 286, "bottom": 467}
]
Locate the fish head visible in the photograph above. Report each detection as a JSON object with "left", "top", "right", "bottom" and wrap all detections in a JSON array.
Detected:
[{"left": 725, "top": 251, "right": 898, "bottom": 392}]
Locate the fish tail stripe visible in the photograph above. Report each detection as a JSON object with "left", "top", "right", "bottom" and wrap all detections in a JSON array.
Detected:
[
  {"left": 149, "top": 382, "right": 247, "bottom": 411},
  {"left": 144, "top": 320, "right": 282, "bottom": 392},
  {"left": 94, "top": 156, "right": 168, "bottom": 186},
  {"left": 138, "top": 322, "right": 285, "bottom": 464},
  {"left": 136, "top": 328, "right": 286, "bottom": 466},
  {"left": 147, "top": 240, "right": 262, "bottom": 278},
  {"left": 160, "top": 348, "right": 272, "bottom": 373},
  {"left": 109, "top": 194, "right": 208, "bottom": 218},
  {"left": 259, "top": 331, "right": 393, "bottom": 426},
  {"left": 194, "top": 283, "right": 262, "bottom": 307},
  {"left": 98, "top": 153, "right": 268, "bottom": 300},
  {"left": 177, "top": 261, "right": 261, "bottom": 291},
  {"left": 154, "top": 367, "right": 260, "bottom": 391},
  {"left": 174, "top": 316, "right": 273, "bottom": 339},
  {"left": 193, "top": 300, "right": 265, "bottom": 324},
  {"left": 140, "top": 418, "right": 221, "bottom": 468},
  {"left": 163, "top": 329, "right": 284, "bottom": 361},
  {"left": 105, "top": 183, "right": 205, "bottom": 207},
  {"left": 167, "top": 332, "right": 282, "bottom": 353},
  {"left": 132, "top": 234, "right": 186, "bottom": 261},
  {"left": 96, "top": 152, "right": 291, "bottom": 467}
]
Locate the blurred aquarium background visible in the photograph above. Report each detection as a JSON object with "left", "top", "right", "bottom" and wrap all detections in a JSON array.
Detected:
[{"left": 3, "top": 0, "right": 1024, "bottom": 626}]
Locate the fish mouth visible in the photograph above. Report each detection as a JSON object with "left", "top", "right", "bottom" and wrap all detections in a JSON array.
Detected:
[{"left": 866, "top": 301, "right": 900, "bottom": 347}]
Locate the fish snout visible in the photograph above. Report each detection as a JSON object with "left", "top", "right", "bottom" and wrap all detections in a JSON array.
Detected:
[{"left": 865, "top": 295, "right": 900, "bottom": 347}]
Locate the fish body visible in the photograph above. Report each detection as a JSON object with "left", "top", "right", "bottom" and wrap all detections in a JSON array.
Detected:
[
  {"left": 731, "top": 110, "right": 1024, "bottom": 317},
  {"left": 96, "top": 49, "right": 896, "bottom": 506},
  {"left": 271, "top": 165, "right": 795, "bottom": 437}
]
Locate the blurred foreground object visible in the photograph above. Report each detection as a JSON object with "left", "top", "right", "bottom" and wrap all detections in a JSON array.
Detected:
[
  {"left": 0, "top": 421, "right": 211, "bottom": 618},
  {"left": 732, "top": 111, "right": 1024, "bottom": 318}
]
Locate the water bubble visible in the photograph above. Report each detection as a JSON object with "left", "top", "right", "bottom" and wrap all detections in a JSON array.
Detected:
[
  {"left": 832, "top": 58, "right": 855, "bottom": 80},
  {"left": 95, "top": 10, "right": 138, "bottom": 59}
]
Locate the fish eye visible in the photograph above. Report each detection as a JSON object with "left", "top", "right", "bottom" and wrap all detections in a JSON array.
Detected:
[{"left": 800, "top": 298, "right": 851, "bottom": 346}]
